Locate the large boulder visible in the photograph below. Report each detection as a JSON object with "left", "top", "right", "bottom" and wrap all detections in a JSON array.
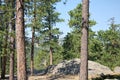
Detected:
[
  {"left": 46, "top": 58, "right": 113, "bottom": 77},
  {"left": 88, "top": 60, "right": 113, "bottom": 77},
  {"left": 47, "top": 58, "right": 80, "bottom": 75}
]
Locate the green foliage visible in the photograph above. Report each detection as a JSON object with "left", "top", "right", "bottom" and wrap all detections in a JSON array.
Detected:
[
  {"left": 63, "top": 3, "right": 120, "bottom": 70},
  {"left": 0, "top": 1, "right": 16, "bottom": 75},
  {"left": 24, "top": 0, "right": 64, "bottom": 69},
  {"left": 35, "top": 0, "right": 63, "bottom": 65},
  {"left": 34, "top": 44, "right": 63, "bottom": 70},
  {"left": 89, "top": 18, "right": 120, "bottom": 69},
  {"left": 62, "top": 33, "right": 80, "bottom": 60},
  {"left": 62, "top": 3, "right": 96, "bottom": 60}
]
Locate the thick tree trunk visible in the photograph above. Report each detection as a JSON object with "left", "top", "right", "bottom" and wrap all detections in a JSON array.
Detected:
[
  {"left": 80, "top": 0, "right": 89, "bottom": 80},
  {"left": 16, "top": 0, "right": 27, "bottom": 80}
]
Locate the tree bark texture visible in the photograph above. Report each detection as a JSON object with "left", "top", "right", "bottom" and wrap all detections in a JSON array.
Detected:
[
  {"left": 9, "top": 22, "right": 15, "bottom": 80},
  {"left": 16, "top": 0, "right": 27, "bottom": 80},
  {"left": 9, "top": 1, "right": 15, "bottom": 80},
  {"left": 80, "top": 0, "right": 89, "bottom": 80}
]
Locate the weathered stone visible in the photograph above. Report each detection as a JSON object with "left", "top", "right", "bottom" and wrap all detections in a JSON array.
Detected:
[
  {"left": 46, "top": 58, "right": 113, "bottom": 77},
  {"left": 114, "top": 66, "right": 120, "bottom": 74},
  {"left": 88, "top": 60, "right": 113, "bottom": 77}
]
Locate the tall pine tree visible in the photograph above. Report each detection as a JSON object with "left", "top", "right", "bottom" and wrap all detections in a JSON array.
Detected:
[
  {"left": 16, "top": 0, "right": 27, "bottom": 79},
  {"left": 38, "top": 0, "right": 63, "bottom": 65},
  {"left": 80, "top": 0, "right": 89, "bottom": 80}
]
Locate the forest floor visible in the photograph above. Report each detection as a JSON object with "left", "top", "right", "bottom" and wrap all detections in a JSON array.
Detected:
[
  {"left": 0, "top": 74, "right": 78, "bottom": 80},
  {"left": 0, "top": 73, "right": 120, "bottom": 80},
  {"left": 0, "top": 75, "right": 17, "bottom": 80},
  {"left": 28, "top": 74, "right": 79, "bottom": 80},
  {"left": 28, "top": 73, "right": 120, "bottom": 80}
]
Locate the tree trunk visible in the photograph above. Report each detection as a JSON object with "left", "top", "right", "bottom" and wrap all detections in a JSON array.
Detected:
[
  {"left": 30, "top": 27, "right": 35, "bottom": 76},
  {"left": 1, "top": 25, "right": 8, "bottom": 79},
  {"left": 80, "top": 0, "right": 89, "bottom": 80},
  {"left": 9, "top": 22, "right": 15, "bottom": 80},
  {"left": 9, "top": 50, "right": 14, "bottom": 80},
  {"left": 48, "top": 3, "right": 53, "bottom": 65},
  {"left": 30, "top": 0, "right": 36, "bottom": 75},
  {"left": 9, "top": 1, "right": 15, "bottom": 80},
  {"left": 9, "top": 53, "right": 14, "bottom": 80},
  {"left": 50, "top": 47, "right": 53, "bottom": 65},
  {"left": 16, "top": 0, "right": 27, "bottom": 80},
  {"left": 1, "top": 56, "right": 7, "bottom": 79}
]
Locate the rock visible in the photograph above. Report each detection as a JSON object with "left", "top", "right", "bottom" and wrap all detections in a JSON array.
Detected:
[
  {"left": 88, "top": 60, "right": 113, "bottom": 77},
  {"left": 48, "top": 58, "right": 80, "bottom": 75},
  {"left": 46, "top": 58, "right": 113, "bottom": 77},
  {"left": 114, "top": 66, "right": 120, "bottom": 74}
]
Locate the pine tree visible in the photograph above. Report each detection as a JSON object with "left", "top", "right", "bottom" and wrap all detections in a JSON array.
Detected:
[
  {"left": 38, "top": 0, "right": 63, "bottom": 65},
  {"left": 80, "top": 0, "right": 89, "bottom": 80},
  {"left": 63, "top": 3, "right": 96, "bottom": 60},
  {"left": 0, "top": 1, "right": 10, "bottom": 78},
  {"left": 9, "top": 0, "right": 15, "bottom": 80},
  {"left": 16, "top": 0, "right": 27, "bottom": 79},
  {"left": 30, "top": 0, "right": 37, "bottom": 76},
  {"left": 95, "top": 18, "right": 120, "bottom": 69}
]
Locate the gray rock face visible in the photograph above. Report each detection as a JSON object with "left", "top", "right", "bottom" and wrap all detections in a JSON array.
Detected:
[
  {"left": 114, "top": 66, "right": 120, "bottom": 74},
  {"left": 47, "top": 58, "right": 113, "bottom": 77},
  {"left": 88, "top": 60, "right": 113, "bottom": 77}
]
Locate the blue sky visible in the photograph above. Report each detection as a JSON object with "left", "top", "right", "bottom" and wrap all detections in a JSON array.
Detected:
[{"left": 55, "top": 0, "right": 120, "bottom": 37}]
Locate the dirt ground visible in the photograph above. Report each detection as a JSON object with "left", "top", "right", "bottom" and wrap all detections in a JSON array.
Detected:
[{"left": 28, "top": 74, "right": 79, "bottom": 80}]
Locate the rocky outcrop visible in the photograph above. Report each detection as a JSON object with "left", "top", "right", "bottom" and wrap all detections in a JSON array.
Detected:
[
  {"left": 88, "top": 60, "right": 113, "bottom": 78},
  {"left": 114, "top": 66, "right": 120, "bottom": 74},
  {"left": 46, "top": 58, "right": 113, "bottom": 77},
  {"left": 29, "top": 59, "right": 120, "bottom": 80}
]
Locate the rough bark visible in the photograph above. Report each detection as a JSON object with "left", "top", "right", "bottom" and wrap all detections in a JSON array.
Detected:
[
  {"left": 9, "top": 1, "right": 15, "bottom": 80},
  {"left": 80, "top": 0, "right": 89, "bottom": 80},
  {"left": 9, "top": 22, "right": 15, "bottom": 80},
  {"left": 16, "top": 0, "right": 27, "bottom": 80}
]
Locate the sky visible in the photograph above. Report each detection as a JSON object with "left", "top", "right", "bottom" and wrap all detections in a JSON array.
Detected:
[{"left": 55, "top": 0, "right": 120, "bottom": 38}]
